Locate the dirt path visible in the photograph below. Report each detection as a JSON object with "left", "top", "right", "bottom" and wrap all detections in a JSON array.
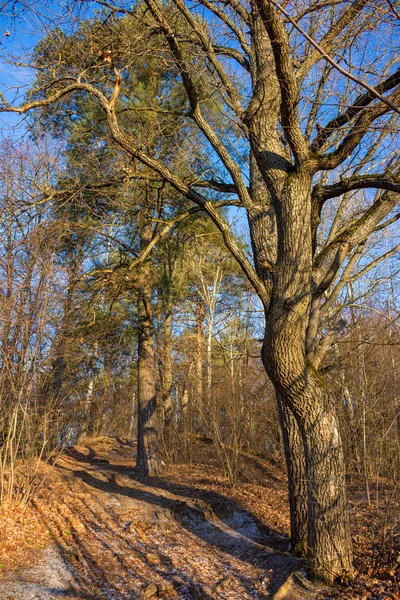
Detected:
[{"left": 0, "top": 438, "right": 320, "bottom": 600}]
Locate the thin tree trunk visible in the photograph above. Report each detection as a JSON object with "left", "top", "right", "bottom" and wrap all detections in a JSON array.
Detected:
[
  {"left": 195, "top": 302, "right": 204, "bottom": 430},
  {"left": 206, "top": 309, "right": 213, "bottom": 409},
  {"left": 52, "top": 259, "right": 79, "bottom": 401},
  {"left": 349, "top": 285, "right": 371, "bottom": 503},
  {"left": 136, "top": 219, "right": 161, "bottom": 476},
  {"left": 334, "top": 338, "right": 361, "bottom": 472},
  {"left": 343, "top": 385, "right": 361, "bottom": 472},
  {"left": 161, "top": 312, "right": 174, "bottom": 448},
  {"left": 128, "top": 390, "right": 136, "bottom": 438},
  {"left": 180, "top": 381, "right": 192, "bottom": 462},
  {"left": 180, "top": 384, "right": 189, "bottom": 430},
  {"left": 79, "top": 378, "right": 94, "bottom": 443}
]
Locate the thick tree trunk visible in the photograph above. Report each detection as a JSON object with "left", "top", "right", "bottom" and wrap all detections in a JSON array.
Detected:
[
  {"left": 263, "top": 319, "right": 353, "bottom": 582},
  {"left": 275, "top": 391, "right": 308, "bottom": 557},
  {"left": 246, "top": 11, "right": 351, "bottom": 579},
  {"left": 304, "top": 402, "right": 352, "bottom": 581},
  {"left": 136, "top": 222, "right": 161, "bottom": 477},
  {"left": 136, "top": 293, "right": 160, "bottom": 475},
  {"left": 248, "top": 164, "right": 309, "bottom": 557},
  {"left": 257, "top": 167, "right": 353, "bottom": 582}
]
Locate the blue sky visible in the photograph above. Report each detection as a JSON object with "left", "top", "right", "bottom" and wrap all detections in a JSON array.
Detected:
[
  {"left": 0, "top": 1, "right": 106, "bottom": 136},
  {"left": 0, "top": 5, "right": 39, "bottom": 134},
  {"left": 0, "top": 0, "right": 84, "bottom": 135}
]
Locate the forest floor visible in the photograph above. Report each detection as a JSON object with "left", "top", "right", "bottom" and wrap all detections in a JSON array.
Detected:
[{"left": 0, "top": 437, "right": 398, "bottom": 600}]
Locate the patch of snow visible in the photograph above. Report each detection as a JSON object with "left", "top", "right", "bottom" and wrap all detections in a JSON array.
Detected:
[
  {"left": 227, "top": 511, "right": 262, "bottom": 541},
  {"left": 0, "top": 545, "right": 75, "bottom": 600}
]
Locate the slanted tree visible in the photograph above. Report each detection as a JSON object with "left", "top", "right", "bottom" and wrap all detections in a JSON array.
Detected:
[{"left": 2, "top": 0, "right": 400, "bottom": 582}]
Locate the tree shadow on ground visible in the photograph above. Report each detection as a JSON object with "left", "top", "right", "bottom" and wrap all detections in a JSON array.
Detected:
[
  {"left": 35, "top": 489, "right": 215, "bottom": 600},
  {"left": 58, "top": 447, "right": 299, "bottom": 597}
]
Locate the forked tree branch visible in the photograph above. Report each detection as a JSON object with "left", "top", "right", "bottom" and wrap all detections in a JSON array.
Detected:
[
  {"left": 211, "top": 45, "right": 250, "bottom": 71},
  {"left": 255, "top": 0, "right": 309, "bottom": 164},
  {"left": 316, "top": 88, "right": 400, "bottom": 170},
  {"left": 143, "top": 0, "right": 254, "bottom": 210},
  {"left": 313, "top": 188, "right": 399, "bottom": 287},
  {"left": 296, "top": 0, "right": 369, "bottom": 80},
  {"left": 321, "top": 242, "right": 366, "bottom": 314},
  {"left": 197, "top": 0, "right": 251, "bottom": 52},
  {"left": 311, "top": 67, "right": 400, "bottom": 152},
  {"left": 173, "top": 0, "right": 244, "bottom": 116},
  {"left": 269, "top": 0, "right": 400, "bottom": 116}
]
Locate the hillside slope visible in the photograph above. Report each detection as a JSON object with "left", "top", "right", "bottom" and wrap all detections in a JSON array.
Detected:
[{"left": 0, "top": 437, "right": 397, "bottom": 599}]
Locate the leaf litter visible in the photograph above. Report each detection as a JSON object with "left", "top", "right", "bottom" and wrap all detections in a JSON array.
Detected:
[{"left": 0, "top": 436, "right": 397, "bottom": 600}]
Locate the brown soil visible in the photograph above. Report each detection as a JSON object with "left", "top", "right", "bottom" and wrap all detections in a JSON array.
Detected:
[{"left": 0, "top": 437, "right": 398, "bottom": 600}]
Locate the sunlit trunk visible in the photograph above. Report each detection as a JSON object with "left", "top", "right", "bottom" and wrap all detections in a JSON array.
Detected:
[
  {"left": 262, "top": 173, "right": 352, "bottom": 582},
  {"left": 275, "top": 391, "right": 308, "bottom": 557},
  {"left": 195, "top": 302, "right": 204, "bottom": 430},
  {"left": 136, "top": 220, "right": 161, "bottom": 476},
  {"left": 263, "top": 330, "right": 353, "bottom": 581},
  {"left": 161, "top": 312, "right": 174, "bottom": 448}
]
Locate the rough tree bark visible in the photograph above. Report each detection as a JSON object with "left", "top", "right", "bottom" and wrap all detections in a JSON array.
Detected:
[
  {"left": 275, "top": 391, "right": 308, "bottom": 557},
  {"left": 136, "top": 217, "right": 161, "bottom": 476},
  {"left": 248, "top": 160, "right": 309, "bottom": 559},
  {"left": 259, "top": 170, "right": 352, "bottom": 580}
]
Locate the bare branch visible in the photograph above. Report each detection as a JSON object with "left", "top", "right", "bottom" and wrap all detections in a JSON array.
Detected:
[
  {"left": 143, "top": 0, "right": 254, "bottom": 210},
  {"left": 373, "top": 212, "right": 400, "bottom": 233},
  {"left": 313, "top": 188, "right": 399, "bottom": 287},
  {"left": 311, "top": 67, "right": 400, "bottom": 152},
  {"left": 217, "top": 0, "right": 251, "bottom": 24},
  {"left": 385, "top": 0, "right": 400, "bottom": 20},
  {"left": 296, "top": 0, "right": 369, "bottom": 80},
  {"left": 192, "top": 179, "right": 239, "bottom": 194},
  {"left": 321, "top": 242, "right": 366, "bottom": 314},
  {"left": 305, "top": 62, "right": 332, "bottom": 141},
  {"left": 173, "top": 0, "right": 244, "bottom": 116},
  {"left": 316, "top": 88, "right": 400, "bottom": 170},
  {"left": 350, "top": 242, "right": 400, "bottom": 282},
  {"left": 211, "top": 45, "right": 250, "bottom": 71},
  {"left": 269, "top": 0, "right": 400, "bottom": 116},
  {"left": 313, "top": 173, "right": 400, "bottom": 203},
  {"left": 197, "top": 0, "right": 251, "bottom": 55}
]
